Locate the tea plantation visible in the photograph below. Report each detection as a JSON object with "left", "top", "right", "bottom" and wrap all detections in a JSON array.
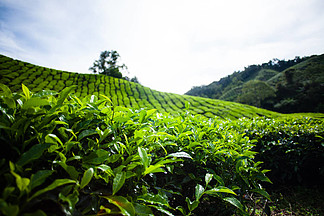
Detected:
[
  {"left": 0, "top": 54, "right": 324, "bottom": 215},
  {"left": 0, "top": 54, "right": 283, "bottom": 120}
]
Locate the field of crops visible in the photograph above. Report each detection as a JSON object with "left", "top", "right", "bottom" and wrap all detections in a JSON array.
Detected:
[
  {"left": 0, "top": 83, "right": 323, "bottom": 215},
  {"left": 0, "top": 54, "right": 283, "bottom": 119},
  {"left": 1, "top": 54, "right": 324, "bottom": 215}
]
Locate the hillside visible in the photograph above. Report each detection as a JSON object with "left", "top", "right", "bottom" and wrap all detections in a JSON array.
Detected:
[
  {"left": 0, "top": 54, "right": 281, "bottom": 119},
  {"left": 186, "top": 54, "right": 324, "bottom": 113}
]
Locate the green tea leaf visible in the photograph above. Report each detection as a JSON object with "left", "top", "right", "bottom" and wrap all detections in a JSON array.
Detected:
[
  {"left": 143, "top": 164, "right": 165, "bottom": 176},
  {"left": 251, "top": 188, "right": 272, "bottom": 201},
  {"left": 57, "top": 162, "right": 80, "bottom": 180},
  {"left": 10, "top": 170, "right": 30, "bottom": 192},
  {"left": 195, "top": 184, "right": 205, "bottom": 201},
  {"left": 223, "top": 197, "right": 244, "bottom": 212},
  {"left": 0, "top": 83, "right": 13, "bottom": 97},
  {"left": 113, "top": 171, "right": 126, "bottom": 195},
  {"left": 56, "top": 85, "right": 76, "bottom": 106},
  {"left": 137, "top": 193, "right": 169, "bottom": 206},
  {"left": 28, "top": 179, "right": 76, "bottom": 202},
  {"left": 255, "top": 172, "right": 272, "bottom": 184},
  {"left": 138, "top": 147, "right": 149, "bottom": 169},
  {"left": 17, "top": 143, "right": 52, "bottom": 167},
  {"left": 30, "top": 170, "right": 54, "bottom": 190},
  {"left": 133, "top": 203, "right": 154, "bottom": 216},
  {"left": 22, "top": 98, "right": 49, "bottom": 109},
  {"left": 45, "top": 134, "right": 63, "bottom": 146},
  {"left": 205, "top": 186, "right": 237, "bottom": 196},
  {"left": 102, "top": 196, "right": 135, "bottom": 216},
  {"left": 80, "top": 168, "right": 94, "bottom": 189},
  {"left": 185, "top": 197, "right": 199, "bottom": 212},
  {"left": 78, "top": 129, "right": 97, "bottom": 141},
  {"left": 213, "top": 174, "right": 225, "bottom": 186},
  {"left": 205, "top": 173, "right": 213, "bottom": 186},
  {"left": 0, "top": 84, "right": 15, "bottom": 109},
  {"left": 167, "top": 152, "right": 192, "bottom": 159},
  {"left": 22, "top": 83, "right": 30, "bottom": 100},
  {"left": 149, "top": 205, "right": 174, "bottom": 216},
  {"left": 83, "top": 149, "right": 110, "bottom": 165}
]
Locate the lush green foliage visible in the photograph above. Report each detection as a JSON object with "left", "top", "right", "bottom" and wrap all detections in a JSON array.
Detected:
[
  {"left": 0, "top": 54, "right": 281, "bottom": 119},
  {"left": 0, "top": 84, "right": 275, "bottom": 215},
  {"left": 186, "top": 54, "right": 324, "bottom": 113},
  {"left": 1, "top": 54, "right": 323, "bottom": 215},
  {"left": 233, "top": 117, "right": 324, "bottom": 186}
]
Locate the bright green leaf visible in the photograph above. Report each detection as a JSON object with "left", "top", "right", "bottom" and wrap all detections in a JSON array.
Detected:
[
  {"left": 223, "top": 197, "right": 244, "bottom": 212},
  {"left": 205, "top": 186, "right": 237, "bottom": 196},
  {"left": 80, "top": 168, "right": 94, "bottom": 189},
  {"left": 138, "top": 147, "right": 149, "bottom": 169},
  {"left": 22, "top": 83, "right": 30, "bottom": 100},
  {"left": 112, "top": 171, "right": 126, "bottom": 195}
]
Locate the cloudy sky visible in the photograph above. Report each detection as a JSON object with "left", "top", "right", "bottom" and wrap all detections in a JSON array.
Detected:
[{"left": 1, "top": 0, "right": 324, "bottom": 94}]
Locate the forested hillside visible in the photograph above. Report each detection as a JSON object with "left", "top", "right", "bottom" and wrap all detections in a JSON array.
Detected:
[
  {"left": 186, "top": 54, "right": 324, "bottom": 113},
  {"left": 0, "top": 54, "right": 281, "bottom": 119}
]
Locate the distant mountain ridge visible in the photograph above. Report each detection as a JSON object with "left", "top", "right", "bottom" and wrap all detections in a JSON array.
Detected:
[{"left": 185, "top": 54, "right": 324, "bottom": 113}]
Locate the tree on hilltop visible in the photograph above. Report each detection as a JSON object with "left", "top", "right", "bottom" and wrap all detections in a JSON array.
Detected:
[
  {"left": 89, "top": 50, "right": 140, "bottom": 83},
  {"left": 89, "top": 50, "right": 126, "bottom": 78}
]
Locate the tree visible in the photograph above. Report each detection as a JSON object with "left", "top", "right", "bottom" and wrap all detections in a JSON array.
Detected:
[{"left": 89, "top": 50, "right": 127, "bottom": 78}]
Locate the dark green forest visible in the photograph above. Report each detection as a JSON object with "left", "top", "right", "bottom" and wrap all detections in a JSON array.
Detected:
[{"left": 186, "top": 54, "right": 324, "bottom": 113}]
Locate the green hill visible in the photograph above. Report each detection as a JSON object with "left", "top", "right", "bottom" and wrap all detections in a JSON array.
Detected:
[
  {"left": 0, "top": 54, "right": 281, "bottom": 119},
  {"left": 186, "top": 54, "right": 324, "bottom": 113}
]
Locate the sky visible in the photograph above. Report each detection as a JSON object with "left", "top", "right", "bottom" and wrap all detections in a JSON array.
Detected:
[{"left": 0, "top": 0, "right": 324, "bottom": 94}]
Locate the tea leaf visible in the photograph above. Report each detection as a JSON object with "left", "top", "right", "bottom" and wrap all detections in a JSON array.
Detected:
[
  {"left": 223, "top": 197, "right": 244, "bottom": 212},
  {"left": 205, "top": 173, "right": 213, "bottom": 186},
  {"left": 22, "top": 83, "right": 30, "bottom": 100},
  {"left": 102, "top": 196, "right": 135, "bottom": 216},
  {"left": 113, "top": 171, "right": 126, "bottom": 195},
  {"left": 195, "top": 184, "right": 205, "bottom": 201},
  {"left": 251, "top": 188, "right": 272, "bottom": 201},
  {"left": 80, "top": 168, "right": 94, "bottom": 189},
  {"left": 133, "top": 203, "right": 153, "bottom": 216},
  {"left": 30, "top": 170, "right": 54, "bottom": 190},
  {"left": 17, "top": 143, "right": 52, "bottom": 167},
  {"left": 167, "top": 152, "right": 192, "bottom": 159},
  {"left": 28, "top": 179, "right": 76, "bottom": 201},
  {"left": 205, "top": 186, "right": 237, "bottom": 196},
  {"left": 138, "top": 147, "right": 149, "bottom": 169}
]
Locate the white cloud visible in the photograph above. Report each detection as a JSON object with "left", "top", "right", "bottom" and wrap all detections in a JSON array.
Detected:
[{"left": 0, "top": 0, "right": 324, "bottom": 94}]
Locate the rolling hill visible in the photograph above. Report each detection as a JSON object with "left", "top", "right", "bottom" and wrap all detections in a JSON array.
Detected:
[
  {"left": 186, "top": 54, "right": 324, "bottom": 113},
  {"left": 0, "top": 54, "right": 283, "bottom": 119}
]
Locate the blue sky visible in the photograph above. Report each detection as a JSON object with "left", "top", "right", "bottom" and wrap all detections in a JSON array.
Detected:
[{"left": 1, "top": 0, "right": 324, "bottom": 94}]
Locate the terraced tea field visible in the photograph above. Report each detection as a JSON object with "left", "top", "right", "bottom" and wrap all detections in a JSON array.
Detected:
[{"left": 0, "top": 54, "right": 282, "bottom": 119}]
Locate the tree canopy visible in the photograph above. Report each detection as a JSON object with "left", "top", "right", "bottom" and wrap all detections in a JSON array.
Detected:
[{"left": 89, "top": 50, "right": 126, "bottom": 78}]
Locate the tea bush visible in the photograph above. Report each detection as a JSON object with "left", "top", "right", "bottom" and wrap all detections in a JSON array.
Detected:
[
  {"left": 0, "top": 84, "right": 273, "bottom": 216},
  {"left": 232, "top": 118, "right": 324, "bottom": 186}
]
